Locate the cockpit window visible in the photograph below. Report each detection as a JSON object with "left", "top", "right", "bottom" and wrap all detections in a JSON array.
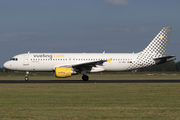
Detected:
[{"left": 10, "top": 58, "right": 18, "bottom": 61}]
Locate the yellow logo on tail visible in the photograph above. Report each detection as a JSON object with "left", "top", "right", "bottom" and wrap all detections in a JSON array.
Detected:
[
  {"left": 160, "top": 36, "right": 163, "bottom": 39},
  {"left": 107, "top": 58, "right": 112, "bottom": 63}
]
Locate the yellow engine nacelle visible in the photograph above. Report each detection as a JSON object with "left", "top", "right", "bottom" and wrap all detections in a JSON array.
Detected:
[{"left": 55, "top": 67, "right": 72, "bottom": 78}]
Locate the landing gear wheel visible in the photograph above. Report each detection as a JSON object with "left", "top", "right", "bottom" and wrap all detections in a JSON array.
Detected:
[
  {"left": 82, "top": 75, "right": 89, "bottom": 81},
  {"left": 25, "top": 71, "right": 29, "bottom": 81},
  {"left": 25, "top": 76, "right": 29, "bottom": 81}
]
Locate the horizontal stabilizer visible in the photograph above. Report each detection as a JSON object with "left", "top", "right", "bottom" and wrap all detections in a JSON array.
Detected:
[{"left": 153, "top": 55, "right": 176, "bottom": 62}]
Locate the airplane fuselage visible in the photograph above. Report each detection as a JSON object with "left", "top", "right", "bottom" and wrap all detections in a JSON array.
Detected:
[{"left": 4, "top": 53, "right": 139, "bottom": 72}]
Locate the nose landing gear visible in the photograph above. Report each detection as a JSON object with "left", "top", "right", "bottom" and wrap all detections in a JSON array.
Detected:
[{"left": 24, "top": 71, "right": 29, "bottom": 81}]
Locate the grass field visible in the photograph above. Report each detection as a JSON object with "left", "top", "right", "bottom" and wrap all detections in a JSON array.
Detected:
[
  {"left": 0, "top": 72, "right": 180, "bottom": 119},
  {"left": 0, "top": 72, "right": 180, "bottom": 80},
  {"left": 0, "top": 83, "right": 180, "bottom": 120}
]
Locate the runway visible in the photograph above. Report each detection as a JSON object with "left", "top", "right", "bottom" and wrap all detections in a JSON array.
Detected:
[{"left": 0, "top": 80, "right": 180, "bottom": 83}]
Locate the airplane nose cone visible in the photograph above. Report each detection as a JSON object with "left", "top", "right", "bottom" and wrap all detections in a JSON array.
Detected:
[{"left": 3, "top": 62, "right": 10, "bottom": 69}]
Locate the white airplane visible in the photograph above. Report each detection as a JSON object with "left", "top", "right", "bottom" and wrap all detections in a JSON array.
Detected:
[{"left": 3, "top": 26, "right": 176, "bottom": 81}]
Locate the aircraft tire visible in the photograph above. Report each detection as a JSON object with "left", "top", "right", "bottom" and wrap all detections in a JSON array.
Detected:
[
  {"left": 82, "top": 75, "right": 89, "bottom": 81},
  {"left": 25, "top": 76, "right": 29, "bottom": 81}
]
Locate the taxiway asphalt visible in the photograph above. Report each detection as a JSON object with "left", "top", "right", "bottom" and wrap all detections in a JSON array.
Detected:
[{"left": 0, "top": 80, "right": 180, "bottom": 83}]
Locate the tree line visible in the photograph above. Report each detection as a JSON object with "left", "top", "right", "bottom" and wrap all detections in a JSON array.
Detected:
[{"left": 139, "top": 61, "right": 180, "bottom": 72}]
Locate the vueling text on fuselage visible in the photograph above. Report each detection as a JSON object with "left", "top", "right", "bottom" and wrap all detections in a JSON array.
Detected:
[{"left": 33, "top": 54, "right": 65, "bottom": 59}]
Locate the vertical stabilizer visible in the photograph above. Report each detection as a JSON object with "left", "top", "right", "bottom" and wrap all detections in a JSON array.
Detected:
[
  {"left": 128, "top": 26, "right": 173, "bottom": 70},
  {"left": 141, "top": 26, "right": 172, "bottom": 56}
]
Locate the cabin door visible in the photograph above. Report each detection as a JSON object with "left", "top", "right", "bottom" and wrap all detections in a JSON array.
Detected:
[{"left": 23, "top": 54, "right": 29, "bottom": 65}]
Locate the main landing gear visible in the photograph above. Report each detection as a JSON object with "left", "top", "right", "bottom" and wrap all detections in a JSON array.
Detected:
[
  {"left": 82, "top": 74, "right": 89, "bottom": 81},
  {"left": 24, "top": 71, "right": 29, "bottom": 81}
]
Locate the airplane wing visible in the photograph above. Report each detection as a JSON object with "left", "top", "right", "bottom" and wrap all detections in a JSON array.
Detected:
[
  {"left": 72, "top": 59, "right": 111, "bottom": 67},
  {"left": 58, "top": 58, "right": 112, "bottom": 71}
]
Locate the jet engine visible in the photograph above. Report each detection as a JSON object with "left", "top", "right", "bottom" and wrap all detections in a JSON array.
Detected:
[
  {"left": 55, "top": 67, "right": 77, "bottom": 78},
  {"left": 55, "top": 67, "right": 72, "bottom": 78}
]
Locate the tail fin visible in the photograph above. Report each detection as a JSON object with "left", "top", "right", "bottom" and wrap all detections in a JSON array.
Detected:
[
  {"left": 128, "top": 27, "right": 173, "bottom": 70},
  {"left": 141, "top": 26, "right": 172, "bottom": 57}
]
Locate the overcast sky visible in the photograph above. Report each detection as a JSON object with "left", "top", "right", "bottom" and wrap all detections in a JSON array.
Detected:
[{"left": 0, "top": 0, "right": 180, "bottom": 66}]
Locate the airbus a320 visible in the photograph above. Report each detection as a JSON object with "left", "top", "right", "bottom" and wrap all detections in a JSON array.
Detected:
[{"left": 3, "top": 26, "right": 176, "bottom": 81}]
